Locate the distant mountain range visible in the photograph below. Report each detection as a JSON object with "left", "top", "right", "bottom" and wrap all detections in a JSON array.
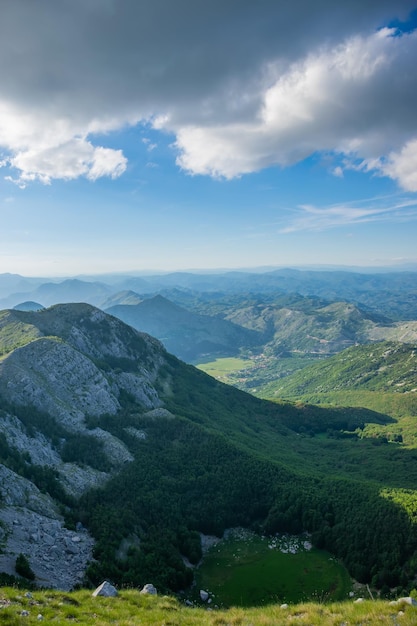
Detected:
[
  {"left": 2, "top": 269, "right": 416, "bottom": 371},
  {"left": 1, "top": 268, "right": 417, "bottom": 319}
]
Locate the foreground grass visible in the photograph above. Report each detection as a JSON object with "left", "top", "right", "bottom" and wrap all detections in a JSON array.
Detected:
[{"left": 0, "top": 588, "right": 416, "bottom": 626}]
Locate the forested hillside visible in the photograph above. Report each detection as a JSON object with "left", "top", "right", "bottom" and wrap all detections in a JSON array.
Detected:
[
  {"left": 0, "top": 305, "right": 417, "bottom": 595},
  {"left": 264, "top": 341, "right": 417, "bottom": 416}
]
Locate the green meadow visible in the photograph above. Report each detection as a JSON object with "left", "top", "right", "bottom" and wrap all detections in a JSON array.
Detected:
[
  {"left": 189, "top": 531, "right": 352, "bottom": 608},
  {"left": 197, "top": 357, "right": 254, "bottom": 379}
]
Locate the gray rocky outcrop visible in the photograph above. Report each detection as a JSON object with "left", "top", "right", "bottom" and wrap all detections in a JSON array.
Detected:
[
  {"left": 0, "top": 465, "right": 57, "bottom": 517},
  {"left": 389, "top": 597, "right": 417, "bottom": 607},
  {"left": 116, "top": 372, "right": 162, "bottom": 409},
  {"left": 2, "top": 414, "right": 60, "bottom": 467},
  {"left": 0, "top": 303, "right": 171, "bottom": 589},
  {"left": 0, "top": 338, "right": 120, "bottom": 429},
  {"left": 57, "top": 463, "right": 109, "bottom": 497},
  {"left": 140, "top": 583, "right": 157, "bottom": 595},
  {"left": 0, "top": 465, "right": 94, "bottom": 590},
  {"left": 88, "top": 427, "right": 134, "bottom": 465},
  {"left": 92, "top": 581, "right": 118, "bottom": 597}
]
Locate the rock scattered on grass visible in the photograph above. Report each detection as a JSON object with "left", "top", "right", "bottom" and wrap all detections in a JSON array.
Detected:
[
  {"left": 92, "top": 581, "right": 118, "bottom": 597},
  {"left": 140, "top": 583, "right": 157, "bottom": 595}
]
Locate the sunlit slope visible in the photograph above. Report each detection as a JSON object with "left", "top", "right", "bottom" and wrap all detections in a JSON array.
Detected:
[{"left": 1, "top": 305, "right": 417, "bottom": 594}]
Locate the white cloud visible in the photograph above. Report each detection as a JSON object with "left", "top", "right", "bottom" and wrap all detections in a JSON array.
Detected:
[
  {"left": 0, "top": 1, "right": 416, "bottom": 185},
  {"left": 4, "top": 138, "right": 126, "bottom": 186},
  {"left": 0, "top": 99, "right": 127, "bottom": 184},
  {"left": 279, "top": 196, "right": 417, "bottom": 233},
  {"left": 173, "top": 27, "right": 417, "bottom": 182},
  {"left": 87, "top": 146, "right": 127, "bottom": 181},
  {"left": 333, "top": 166, "right": 344, "bottom": 178},
  {"left": 377, "top": 140, "right": 417, "bottom": 191}
]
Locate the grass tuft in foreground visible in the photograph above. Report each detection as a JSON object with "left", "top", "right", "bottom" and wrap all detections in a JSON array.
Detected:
[{"left": 0, "top": 587, "right": 416, "bottom": 625}]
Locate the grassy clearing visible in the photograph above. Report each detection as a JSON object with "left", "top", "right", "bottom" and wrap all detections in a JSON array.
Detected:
[
  {"left": 189, "top": 531, "right": 352, "bottom": 608},
  {"left": 196, "top": 354, "right": 321, "bottom": 394},
  {"left": 0, "top": 587, "right": 416, "bottom": 626},
  {"left": 266, "top": 390, "right": 417, "bottom": 421},
  {"left": 197, "top": 357, "right": 254, "bottom": 379}
]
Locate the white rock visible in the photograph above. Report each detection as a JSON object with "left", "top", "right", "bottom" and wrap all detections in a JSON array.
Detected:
[
  {"left": 92, "top": 581, "right": 118, "bottom": 597},
  {"left": 140, "top": 583, "right": 157, "bottom": 595},
  {"left": 397, "top": 596, "right": 417, "bottom": 606},
  {"left": 200, "top": 590, "right": 209, "bottom": 601}
]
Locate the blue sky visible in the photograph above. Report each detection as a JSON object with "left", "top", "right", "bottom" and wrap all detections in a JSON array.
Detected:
[{"left": 0, "top": 1, "right": 417, "bottom": 276}]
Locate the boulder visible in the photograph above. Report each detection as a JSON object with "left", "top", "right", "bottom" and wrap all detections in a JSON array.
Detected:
[
  {"left": 390, "top": 597, "right": 417, "bottom": 607},
  {"left": 140, "top": 583, "right": 157, "bottom": 595},
  {"left": 200, "top": 590, "right": 209, "bottom": 601},
  {"left": 92, "top": 581, "right": 118, "bottom": 597}
]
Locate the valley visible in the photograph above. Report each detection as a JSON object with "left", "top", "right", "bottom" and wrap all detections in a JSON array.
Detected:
[
  {"left": 189, "top": 529, "right": 352, "bottom": 607},
  {"left": 0, "top": 269, "right": 416, "bottom": 609}
]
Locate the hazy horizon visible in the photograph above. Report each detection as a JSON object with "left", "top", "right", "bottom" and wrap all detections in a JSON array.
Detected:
[{"left": 2, "top": 261, "right": 417, "bottom": 282}]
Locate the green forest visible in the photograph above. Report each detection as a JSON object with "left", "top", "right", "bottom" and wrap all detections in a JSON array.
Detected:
[{"left": 1, "top": 307, "right": 417, "bottom": 599}]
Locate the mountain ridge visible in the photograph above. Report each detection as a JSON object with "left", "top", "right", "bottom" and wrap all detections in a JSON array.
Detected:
[
  {"left": 1, "top": 268, "right": 417, "bottom": 320},
  {"left": 105, "top": 295, "right": 261, "bottom": 361},
  {"left": 0, "top": 303, "right": 417, "bottom": 595}
]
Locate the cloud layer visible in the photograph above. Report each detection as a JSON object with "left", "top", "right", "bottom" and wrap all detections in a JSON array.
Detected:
[{"left": 0, "top": 0, "right": 416, "bottom": 187}]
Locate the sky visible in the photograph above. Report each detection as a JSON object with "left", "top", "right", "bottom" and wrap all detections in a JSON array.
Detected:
[{"left": 1, "top": 0, "right": 417, "bottom": 277}]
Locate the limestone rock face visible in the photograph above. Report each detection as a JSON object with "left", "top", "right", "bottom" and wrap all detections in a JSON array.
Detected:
[
  {"left": 0, "top": 303, "right": 171, "bottom": 589},
  {"left": 0, "top": 465, "right": 58, "bottom": 517},
  {"left": 0, "top": 338, "right": 120, "bottom": 428},
  {"left": 57, "top": 463, "right": 109, "bottom": 497},
  {"left": 0, "top": 465, "right": 94, "bottom": 590},
  {"left": 116, "top": 372, "right": 162, "bottom": 409},
  {"left": 2, "top": 413, "right": 61, "bottom": 466}
]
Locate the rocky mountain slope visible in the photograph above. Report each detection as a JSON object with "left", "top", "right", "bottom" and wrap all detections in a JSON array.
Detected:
[
  {"left": 224, "top": 298, "right": 388, "bottom": 355},
  {"left": 1, "top": 303, "right": 417, "bottom": 595},
  {"left": 0, "top": 304, "right": 168, "bottom": 588}
]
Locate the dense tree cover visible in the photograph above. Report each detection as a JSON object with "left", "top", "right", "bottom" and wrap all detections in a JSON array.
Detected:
[
  {"left": 78, "top": 416, "right": 283, "bottom": 591},
  {"left": 75, "top": 414, "right": 417, "bottom": 594},
  {"left": 263, "top": 476, "right": 416, "bottom": 587},
  {"left": 2, "top": 327, "right": 417, "bottom": 595},
  {"left": 15, "top": 553, "right": 35, "bottom": 581},
  {"left": 272, "top": 341, "right": 417, "bottom": 398}
]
